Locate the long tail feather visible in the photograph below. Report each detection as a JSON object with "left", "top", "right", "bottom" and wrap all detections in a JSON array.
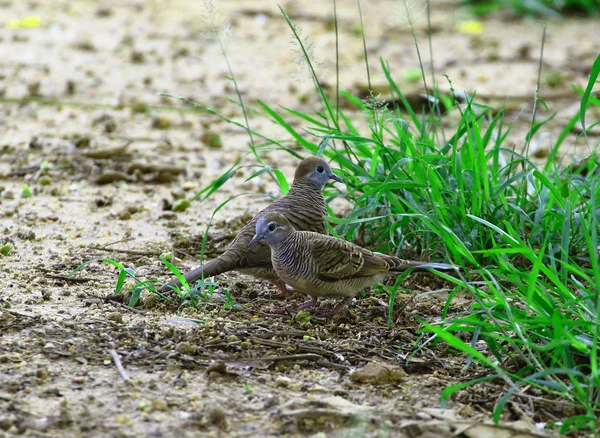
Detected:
[
  {"left": 157, "top": 258, "right": 223, "bottom": 293},
  {"left": 389, "top": 261, "right": 459, "bottom": 273}
]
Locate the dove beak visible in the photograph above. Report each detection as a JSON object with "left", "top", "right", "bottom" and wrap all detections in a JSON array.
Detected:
[
  {"left": 248, "top": 233, "right": 263, "bottom": 247},
  {"left": 329, "top": 172, "right": 343, "bottom": 183}
]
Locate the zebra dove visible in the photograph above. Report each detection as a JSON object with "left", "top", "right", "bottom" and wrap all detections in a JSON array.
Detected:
[
  {"left": 249, "top": 212, "right": 458, "bottom": 315},
  {"left": 158, "top": 157, "right": 342, "bottom": 295}
]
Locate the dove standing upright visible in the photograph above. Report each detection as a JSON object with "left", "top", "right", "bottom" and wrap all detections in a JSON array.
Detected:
[
  {"left": 158, "top": 157, "right": 342, "bottom": 295},
  {"left": 249, "top": 212, "right": 458, "bottom": 315}
]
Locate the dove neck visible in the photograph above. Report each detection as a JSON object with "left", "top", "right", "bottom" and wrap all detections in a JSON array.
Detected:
[
  {"left": 270, "top": 228, "right": 297, "bottom": 251},
  {"left": 288, "top": 178, "right": 325, "bottom": 196}
]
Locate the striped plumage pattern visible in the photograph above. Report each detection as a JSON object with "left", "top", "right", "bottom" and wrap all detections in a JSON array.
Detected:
[
  {"left": 158, "top": 157, "right": 340, "bottom": 294},
  {"left": 252, "top": 212, "right": 458, "bottom": 312}
]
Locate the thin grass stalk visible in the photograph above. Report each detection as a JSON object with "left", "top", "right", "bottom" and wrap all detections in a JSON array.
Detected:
[
  {"left": 402, "top": 0, "right": 435, "bottom": 135},
  {"left": 215, "top": 35, "right": 259, "bottom": 161},
  {"left": 356, "top": 0, "right": 371, "bottom": 93},
  {"left": 425, "top": 0, "right": 446, "bottom": 144},
  {"left": 333, "top": 0, "right": 340, "bottom": 125},
  {"left": 522, "top": 19, "right": 547, "bottom": 162},
  {"left": 278, "top": 6, "right": 339, "bottom": 131}
]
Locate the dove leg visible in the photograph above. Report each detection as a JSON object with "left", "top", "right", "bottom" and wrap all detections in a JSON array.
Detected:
[
  {"left": 272, "top": 280, "right": 294, "bottom": 297},
  {"left": 297, "top": 296, "right": 318, "bottom": 310}
]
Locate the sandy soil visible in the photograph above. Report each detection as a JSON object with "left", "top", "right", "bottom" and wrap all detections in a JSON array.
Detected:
[{"left": 1, "top": 0, "right": 598, "bottom": 436}]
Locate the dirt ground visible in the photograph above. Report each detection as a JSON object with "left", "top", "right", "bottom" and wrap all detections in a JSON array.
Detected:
[{"left": 1, "top": 1, "right": 598, "bottom": 437}]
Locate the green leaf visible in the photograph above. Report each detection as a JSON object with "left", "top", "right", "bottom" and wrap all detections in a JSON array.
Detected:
[
  {"left": 272, "top": 169, "right": 289, "bottom": 194},
  {"left": 21, "top": 184, "right": 33, "bottom": 198},
  {"left": 129, "top": 286, "right": 143, "bottom": 307},
  {"left": 172, "top": 199, "right": 191, "bottom": 212},
  {"left": 421, "top": 320, "right": 498, "bottom": 369},
  {"left": 580, "top": 53, "right": 600, "bottom": 135},
  {"left": 115, "top": 269, "right": 128, "bottom": 295},
  {"left": 403, "top": 67, "right": 422, "bottom": 83},
  {"left": 160, "top": 254, "right": 191, "bottom": 295}
]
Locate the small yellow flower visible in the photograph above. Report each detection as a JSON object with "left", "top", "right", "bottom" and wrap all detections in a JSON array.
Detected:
[
  {"left": 456, "top": 20, "right": 484, "bottom": 35},
  {"left": 7, "top": 16, "right": 41, "bottom": 29}
]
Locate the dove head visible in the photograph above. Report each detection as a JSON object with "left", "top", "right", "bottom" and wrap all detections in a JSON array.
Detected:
[
  {"left": 249, "top": 212, "right": 294, "bottom": 247},
  {"left": 293, "top": 157, "right": 342, "bottom": 188}
]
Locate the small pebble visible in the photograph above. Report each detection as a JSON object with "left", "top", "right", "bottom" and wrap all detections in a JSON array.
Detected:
[
  {"left": 150, "top": 399, "right": 169, "bottom": 412},
  {"left": 72, "top": 376, "right": 86, "bottom": 384},
  {"left": 107, "top": 312, "right": 123, "bottom": 323},
  {"left": 200, "top": 131, "right": 223, "bottom": 149},
  {"left": 175, "top": 341, "right": 196, "bottom": 355},
  {"left": 118, "top": 210, "right": 131, "bottom": 220},
  {"left": 275, "top": 376, "right": 291, "bottom": 388},
  {"left": 349, "top": 362, "right": 406, "bottom": 385},
  {"left": 206, "top": 405, "right": 227, "bottom": 430}
]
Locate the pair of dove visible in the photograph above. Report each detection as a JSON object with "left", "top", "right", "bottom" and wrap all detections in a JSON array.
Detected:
[{"left": 158, "top": 157, "right": 456, "bottom": 314}]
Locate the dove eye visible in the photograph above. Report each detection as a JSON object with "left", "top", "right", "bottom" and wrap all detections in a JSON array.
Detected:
[
  {"left": 317, "top": 165, "right": 325, "bottom": 173},
  {"left": 268, "top": 223, "right": 276, "bottom": 232}
]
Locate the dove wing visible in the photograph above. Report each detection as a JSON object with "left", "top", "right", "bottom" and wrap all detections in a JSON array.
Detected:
[{"left": 309, "top": 235, "right": 390, "bottom": 281}]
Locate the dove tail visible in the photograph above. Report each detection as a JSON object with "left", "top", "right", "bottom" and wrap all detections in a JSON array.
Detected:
[
  {"left": 157, "top": 258, "right": 224, "bottom": 293},
  {"left": 389, "top": 260, "right": 459, "bottom": 273}
]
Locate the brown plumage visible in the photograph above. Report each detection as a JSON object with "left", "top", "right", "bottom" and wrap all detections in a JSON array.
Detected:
[
  {"left": 157, "top": 157, "right": 342, "bottom": 294},
  {"left": 249, "top": 212, "right": 459, "bottom": 315}
]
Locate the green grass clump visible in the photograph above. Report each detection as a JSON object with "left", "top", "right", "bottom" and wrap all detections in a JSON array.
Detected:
[
  {"left": 172, "top": 5, "right": 599, "bottom": 433},
  {"left": 70, "top": 256, "right": 234, "bottom": 310},
  {"left": 463, "top": 0, "right": 600, "bottom": 16}
]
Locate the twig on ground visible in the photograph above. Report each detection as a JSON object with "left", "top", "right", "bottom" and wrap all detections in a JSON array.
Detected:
[
  {"left": 101, "top": 237, "right": 135, "bottom": 247},
  {"left": 107, "top": 349, "right": 130, "bottom": 382},
  {"left": 104, "top": 297, "right": 146, "bottom": 314},
  {"left": 42, "top": 272, "right": 96, "bottom": 282},
  {"left": 8, "top": 310, "right": 40, "bottom": 319},
  {"left": 244, "top": 353, "right": 322, "bottom": 363},
  {"left": 88, "top": 245, "right": 159, "bottom": 256}
]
